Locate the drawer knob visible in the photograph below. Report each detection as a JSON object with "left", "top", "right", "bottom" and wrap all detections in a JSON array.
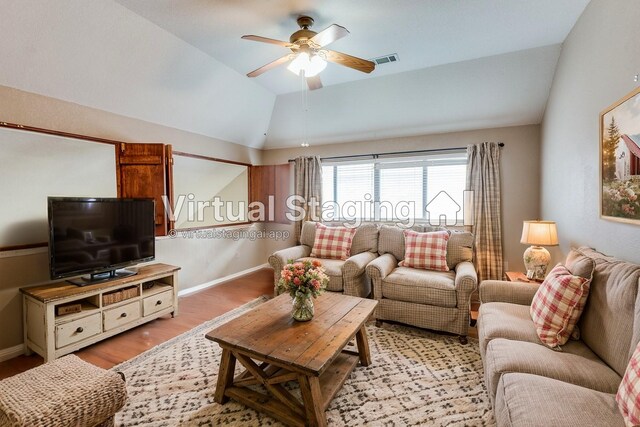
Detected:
[
  {"left": 156, "top": 300, "right": 162, "bottom": 306},
  {"left": 120, "top": 313, "right": 127, "bottom": 318},
  {"left": 76, "top": 327, "right": 84, "bottom": 333}
]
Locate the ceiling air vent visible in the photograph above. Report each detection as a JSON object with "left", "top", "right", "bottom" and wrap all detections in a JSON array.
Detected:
[{"left": 371, "top": 53, "right": 399, "bottom": 65}]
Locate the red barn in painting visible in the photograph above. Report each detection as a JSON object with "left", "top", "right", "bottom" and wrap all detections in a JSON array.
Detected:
[{"left": 616, "top": 134, "right": 640, "bottom": 180}]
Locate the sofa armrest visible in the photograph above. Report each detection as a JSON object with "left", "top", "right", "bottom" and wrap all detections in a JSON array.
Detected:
[
  {"left": 366, "top": 253, "right": 397, "bottom": 301},
  {"left": 343, "top": 251, "right": 378, "bottom": 278},
  {"left": 365, "top": 253, "right": 397, "bottom": 281},
  {"left": 454, "top": 261, "right": 478, "bottom": 293},
  {"left": 479, "top": 280, "right": 540, "bottom": 305}
]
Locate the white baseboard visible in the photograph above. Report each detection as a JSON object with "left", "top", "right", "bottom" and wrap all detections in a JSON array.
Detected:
[
  {"left": 178, "top": 263, "right": 270, "bottom": 297},
  {"left": 0, "top": 344, "right": 24, "bottom": 362}
]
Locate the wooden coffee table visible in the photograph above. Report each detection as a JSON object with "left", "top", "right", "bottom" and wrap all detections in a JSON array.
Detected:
[{"left": 206, "top": 292, "right": 377, "bottom": 427}]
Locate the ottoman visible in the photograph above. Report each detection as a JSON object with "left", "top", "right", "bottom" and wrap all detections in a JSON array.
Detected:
[{"left": 0, "top": 355, "right": 127, "bottom": 427}]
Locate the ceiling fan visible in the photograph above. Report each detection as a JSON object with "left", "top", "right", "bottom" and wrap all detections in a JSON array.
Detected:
[{"left": 242, "top": 16, "right": 375, "bottom": 90}]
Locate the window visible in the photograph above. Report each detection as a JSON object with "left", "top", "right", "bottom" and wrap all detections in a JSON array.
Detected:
[{"left": 322, "top": 152, "right": 467, "bottom": 225}]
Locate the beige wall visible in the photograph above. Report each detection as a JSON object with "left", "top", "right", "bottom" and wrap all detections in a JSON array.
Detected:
[
  {"left": 263, "top": 124, "right": 541, "bottom": 274},
  {"left": 0, "top": 85, "right": 268, "bottom": 351},
  {"left": 541, "top": 0, "right": 640, "bottom": 265}
]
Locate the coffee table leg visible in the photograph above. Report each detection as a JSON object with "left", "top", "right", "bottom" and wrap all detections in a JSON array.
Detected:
[
  {"left": 214, "top": 348, "right": 236, "bottom": 404},
  {"left": 355, "top": 325, "right": 372, "bottom": 366},
  {"left": 299, "top": 375, "right": 327, "bottom": 427}
]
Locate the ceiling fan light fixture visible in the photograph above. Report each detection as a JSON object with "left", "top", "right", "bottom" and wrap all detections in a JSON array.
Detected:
[{"left": 287, "top": 52, "right": 327, "bottom": 77}]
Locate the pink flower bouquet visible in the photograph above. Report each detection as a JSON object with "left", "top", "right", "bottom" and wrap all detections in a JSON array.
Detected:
[{"left": 278, "top": 259, "right": 329, "bottom": 299}]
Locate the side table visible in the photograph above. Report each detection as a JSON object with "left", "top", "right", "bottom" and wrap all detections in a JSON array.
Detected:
[{"left": 504, "top": 271, "right": 543, "bottom": 283}]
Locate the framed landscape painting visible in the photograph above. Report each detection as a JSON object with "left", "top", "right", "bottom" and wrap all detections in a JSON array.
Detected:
[{"left": 600, "top": 86, "right": 640, "bottom": 224}]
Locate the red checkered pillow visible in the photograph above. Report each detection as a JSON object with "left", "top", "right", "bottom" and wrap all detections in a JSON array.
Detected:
[
  {"left": 617, "top": 341, "right": 640, "bottom": 426},
  {"left": 399, "top": 230, "right": 450, "bottom": 271},
  {"left": 530, "top": 263, "right": 591, "bottom": 349},
  {"left": 310, "top": 223, "right": 356, "bottom": 260}
]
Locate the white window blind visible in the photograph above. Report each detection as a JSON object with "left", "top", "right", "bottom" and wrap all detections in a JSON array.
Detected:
[{"left": 322, "top": 152, "right": 467, "bottom": 224}]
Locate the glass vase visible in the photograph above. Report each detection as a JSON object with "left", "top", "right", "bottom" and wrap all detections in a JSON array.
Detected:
[{"left": 292, "top": 293, "right": 314, "bottom": 321}]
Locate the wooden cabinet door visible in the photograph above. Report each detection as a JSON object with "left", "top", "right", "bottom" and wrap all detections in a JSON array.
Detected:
[
  {"left": 116, "top": 143, "right": 172, "bottom": 236},
  {"left": 249, "top": 164, "right": 291, "bottom": 223}
]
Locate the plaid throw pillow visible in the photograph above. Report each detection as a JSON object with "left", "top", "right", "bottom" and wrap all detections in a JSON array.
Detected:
[
  {"left": 399, "top": 230, "right": 450, "bottom": 271},
  {"left": 617, "top": 341, "right": 640, "bottom": 427},
  {"left": 310, "top": 223, "right": 356, "bottom": 260},
  {"left": 530, "top": 263, "right": 591, "bottom": 349}
]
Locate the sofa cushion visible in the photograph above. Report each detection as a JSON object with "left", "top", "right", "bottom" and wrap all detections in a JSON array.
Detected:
[
  {"left": 565, "top": 247, "right": 596, "bottom": 280},
  {"left": 485, "top": 338, "right": 621, "bottom": 401},
  {"left": 350, "top": 223, "right": 379, "bottom": 255},
  {"left": 446, "top": 231, "right": 474, "bottom": 270},
  {"left": 495, "top": 373, "right": 624, "bottom": 427},
  {"left": 478, "top": 302, "right": 541, "bottom": 358},
  {"left": 577, "top": 247, "right": 640, "bottom": 377},
  {"left": 382, "top": 267, "right": 456, "bottom": 307},
  {"left": 298, "top": 257, "right": 344, "bottom": 292},
  {"left": 530, "top": 263, "right": 591, "bottom": 349},
  {"left": 310, "top": 223, "right": 356, "bottom": 260},
  {"left": 399, "top": 230, "right": 450, "bottom": 271},
  {"left": 617, "top": 341, "right": 640, "bottom": 427}
]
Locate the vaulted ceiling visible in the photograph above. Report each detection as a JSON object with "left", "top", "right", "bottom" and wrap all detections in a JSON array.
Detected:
[{"left": 0, "top": 0, "right": 590, "bottom": 149}]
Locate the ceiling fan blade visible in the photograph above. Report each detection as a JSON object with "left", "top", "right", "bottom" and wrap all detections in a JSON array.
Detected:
[
  {"left": 247, "top": 55, "right": 291, "bottom": 77},
  {"left": 306, "top": 75, "right": 323, "bottom": 91},
  {"left": 323, "top": 49, "right": 375, "bottom": 73},
  {"left": 310, "top": 24, "right": 349, "bottom": 47},
  {"left": 241, "top": 35, "right": 292, "bottom": 48}
]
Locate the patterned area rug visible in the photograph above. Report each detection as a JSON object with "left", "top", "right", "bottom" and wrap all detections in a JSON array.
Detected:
[{"left": 114, "top": 297, "right": 495, "bottom": 426}]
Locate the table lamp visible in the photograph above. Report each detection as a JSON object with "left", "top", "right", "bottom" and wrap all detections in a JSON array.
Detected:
[{"left": 520, "top": 220, "right": 558, "bottom": 281}]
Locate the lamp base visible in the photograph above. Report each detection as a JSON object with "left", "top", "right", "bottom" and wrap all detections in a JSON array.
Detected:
[{"left": 523, "top": 246, "right": 550, "bottom": 281}]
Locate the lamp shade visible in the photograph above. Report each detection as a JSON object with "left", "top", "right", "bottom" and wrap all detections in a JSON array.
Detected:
[{"left": 520, "top": 220, "right": 559, "bottom": 246}]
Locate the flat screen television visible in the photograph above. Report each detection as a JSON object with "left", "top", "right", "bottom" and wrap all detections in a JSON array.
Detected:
[{"left": 48, "top": 197, "right": 155, "bottom": 285}]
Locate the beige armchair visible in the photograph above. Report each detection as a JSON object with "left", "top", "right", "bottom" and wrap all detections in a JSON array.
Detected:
[
  {"left": 268, "top": 222, "right": 379, "bottom": 298},
  {"left": 365, "top": 225, "right": 477, "bottom": 344}
]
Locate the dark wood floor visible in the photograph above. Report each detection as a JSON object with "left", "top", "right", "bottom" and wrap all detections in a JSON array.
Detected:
[
  {"left": 0, "top": 268, "right": 274, "bottom": 380},
  {"left": 0, "top": 268, "right": 479, "bottom": 380}
]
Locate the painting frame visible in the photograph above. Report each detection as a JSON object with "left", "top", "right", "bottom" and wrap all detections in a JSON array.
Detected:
[{"left": 600, "top": 86, "right": 640, "bottom": 225}]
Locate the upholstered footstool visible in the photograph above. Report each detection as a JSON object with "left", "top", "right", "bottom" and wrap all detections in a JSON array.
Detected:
[{"left": 0, "top": 354, "right": 127, "bottom": 427}]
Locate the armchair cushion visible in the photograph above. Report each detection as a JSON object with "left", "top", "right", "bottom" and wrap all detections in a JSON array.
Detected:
[
  {"left": 399, "top": 230, "right": 450, "bottom": 271},
  {"left": 300, "top": 221, "right": 317, "bottom": 247},
  {"left": 299, "top": 257, "right": 344, "bottom": 292},
  {"left": 310, "top": 223, "right": 356, "bottom": 260},
  {"left": 349, "top": 223, "right": 379, "bottom": 254},
  {"left": 446, "top": 231, "right": 474, "bottom": 269},
  {"left": 382, "top": 267, "right": 456, "bottom": 307}
]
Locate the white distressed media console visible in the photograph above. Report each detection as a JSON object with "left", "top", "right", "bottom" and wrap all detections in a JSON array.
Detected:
[{"left": 21, "top": 263, "right": 180, "bottom": 362}]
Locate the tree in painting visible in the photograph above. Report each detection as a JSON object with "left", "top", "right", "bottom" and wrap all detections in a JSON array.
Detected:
[{"left": 602, "top": 117, "right": 620, "bottom": 181}]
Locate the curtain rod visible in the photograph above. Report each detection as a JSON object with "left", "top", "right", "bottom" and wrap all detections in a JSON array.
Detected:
[{"left": 287, "top": 142, "right": 504, "bottom": 163}]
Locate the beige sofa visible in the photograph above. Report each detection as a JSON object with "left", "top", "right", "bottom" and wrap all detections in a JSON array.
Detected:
[
  {"left": 268, "top": 221, "right": 379, "bottom": 298},
  {"left": 477, "top": 247, "right": 640, "bottom": 426},
  {"left": 366, "top": 225, "right": 477, "bottom": 344}
]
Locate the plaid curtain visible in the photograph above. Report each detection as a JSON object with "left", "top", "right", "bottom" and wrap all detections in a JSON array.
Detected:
[
  {"left": 466, "top": 142, "right": 503, "bottom": 281},
  {"left": 293, "top": 156, "right": 322, "bottom": 242}
]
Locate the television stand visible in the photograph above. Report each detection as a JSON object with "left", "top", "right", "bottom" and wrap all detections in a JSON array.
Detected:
[
  {"left": 21, "top": 263, "right": 180, "bottom": 362},
  {"left": 67, "top": 269, "right": 137, "bottom": 286}
]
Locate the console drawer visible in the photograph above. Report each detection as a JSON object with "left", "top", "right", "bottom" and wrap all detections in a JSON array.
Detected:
[
  {"left": 55, "top": 313, "right": 101, "bottom": 349},
  {"left": 143, "top": 290, "right": 173, "bottom": 317},
  {"left": 103, "top": 300, "right": 140, "bottom": 331}
]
